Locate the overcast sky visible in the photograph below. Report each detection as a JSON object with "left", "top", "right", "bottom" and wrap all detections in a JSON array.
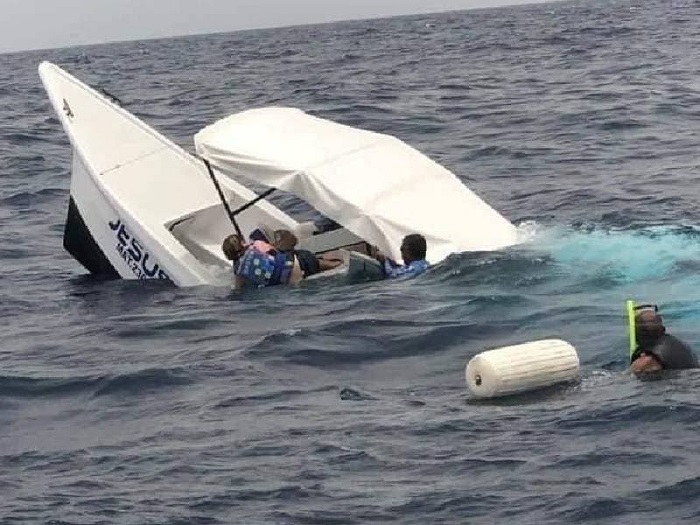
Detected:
[{"left": 1, "top": 0, "right": 543, "bottom": 53}]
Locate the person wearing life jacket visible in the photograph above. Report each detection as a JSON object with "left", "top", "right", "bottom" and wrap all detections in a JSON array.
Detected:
[
  {"left": 271, "top": 229, "right": 343, "bottom": 281},
  {"left": 630, "top": 306, "right": 698, "bottom": 374},
  {"left": 222, "top": 230, "right": 295, "bottom": 289},
  {"left": 221, "top": 228, "right": 341, "bottom": 289}
]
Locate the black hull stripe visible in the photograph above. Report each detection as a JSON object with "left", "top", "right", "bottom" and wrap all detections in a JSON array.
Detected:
[{"left": 64, "top": 196, "right": 119, "bottom": 278}]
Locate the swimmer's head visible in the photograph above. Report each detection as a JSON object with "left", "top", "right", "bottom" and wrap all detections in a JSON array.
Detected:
[
  {"left": 635, "top": 307, "right": 665, "bottom": 345},
  {"left": 222, "top": 234, "right": 245, "bottom": 261},
  {"left": 631, "top": 306, "right": 666, "bottom": 372},
  {"left": 400, "top": 233, "right": 427, "bottom": 263},
  {"left": 273, "top": 229, "right": 298, "bottom": 252}
]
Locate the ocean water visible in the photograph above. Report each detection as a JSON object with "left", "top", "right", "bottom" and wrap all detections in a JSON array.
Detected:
[{"left": 2, "top": 0, "right": 700, "bottom": 522}]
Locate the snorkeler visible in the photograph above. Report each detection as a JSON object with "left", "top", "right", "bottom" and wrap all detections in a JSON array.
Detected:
[{"left": 629, "top": 305, "right": 698, "bottom": 374}]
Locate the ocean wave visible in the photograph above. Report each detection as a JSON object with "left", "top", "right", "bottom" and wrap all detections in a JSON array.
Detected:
[
  {"left": 1, "top": 188, "right": 67, "bottom": 207},
  {"left": 0, "top": 367, "right": 195, "bottom": 398}
]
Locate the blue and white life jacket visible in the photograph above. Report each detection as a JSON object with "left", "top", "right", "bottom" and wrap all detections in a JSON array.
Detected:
[{"left": 236, "top": 247, "right": 295, "bottom": 287}]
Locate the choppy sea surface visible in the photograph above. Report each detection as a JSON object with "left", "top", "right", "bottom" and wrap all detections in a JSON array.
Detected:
[{"left": 3, "top": 0, "right": 700, "bottom": 522}]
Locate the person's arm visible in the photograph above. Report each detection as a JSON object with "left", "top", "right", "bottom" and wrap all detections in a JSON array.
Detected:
[
  {"left": 232, "top": 252, "right": 248, "bottom": 290},
  {"left": 385, "top": 259, "right": 412, "bottom": 278},
  {"left": 385, "top": 260, "right": 429, "bottom": 279},
  {"left": 371, "top": 247, "right": 410, "bottom": 277},
  {"left": 371, "top": 248, "right": 392, "bottom": 274},
  {"left": 233, "top": 274, "right": 246, "bottom": 291},
  {"left": 630, "top": 353, "right": 663, "bottom": 374},
  {"left": 317, "top": 257, "right": 343, "bottom": 271}
]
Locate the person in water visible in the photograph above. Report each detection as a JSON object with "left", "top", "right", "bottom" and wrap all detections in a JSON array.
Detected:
[
  {"left": 629, "top": 306, "right": 698, "bottom": 374},
  {"left": 221, "top": 233, "right": 283, "bottom": 289},
  {"left": 221, "top": 228, "right": 341, "bottom": 289},
  {"left": 373, "top": 233, "right": 429, "bottom": 279}
]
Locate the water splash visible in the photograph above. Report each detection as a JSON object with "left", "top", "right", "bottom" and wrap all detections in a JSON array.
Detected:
[
  {"left": 514, "top": 222, "right": 700, "bottom": 327},
  {"left": 515, "top": 222, "right": 700, "bottom": 282}
]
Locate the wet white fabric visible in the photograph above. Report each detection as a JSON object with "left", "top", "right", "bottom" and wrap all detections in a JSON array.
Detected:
[{"left": 195, "top": 107, "right": 517, "bottom": 264}]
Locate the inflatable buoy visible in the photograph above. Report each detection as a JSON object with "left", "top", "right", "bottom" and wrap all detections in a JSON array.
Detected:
[{"left": 465, "top": 339, "right": 579, "bottom": 398}]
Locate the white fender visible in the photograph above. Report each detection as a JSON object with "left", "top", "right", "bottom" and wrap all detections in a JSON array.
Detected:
[{"left": 465, "top": 339, "right": 580, "bottom": 398}]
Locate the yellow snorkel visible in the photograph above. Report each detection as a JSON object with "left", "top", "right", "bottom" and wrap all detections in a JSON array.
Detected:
[{"left": 626, "top": 299, "right": 636, "bottom": 359}]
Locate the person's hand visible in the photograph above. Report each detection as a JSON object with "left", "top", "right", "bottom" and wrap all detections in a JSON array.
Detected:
[
  {"left": 630, "top": 353, "right": 662, "bottom": 374},
  {"left": 317, "top": 256, "right": 343, "bottom": 271}
]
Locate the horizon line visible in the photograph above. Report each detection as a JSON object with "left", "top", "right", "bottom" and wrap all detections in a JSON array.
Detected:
[{"left": 1, "top": 0, "right": 556, "bottom": 56}]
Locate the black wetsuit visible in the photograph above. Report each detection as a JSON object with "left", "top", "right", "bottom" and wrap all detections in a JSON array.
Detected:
[{"left": 631, "top": 334, "right": 698, "bottom": 370}]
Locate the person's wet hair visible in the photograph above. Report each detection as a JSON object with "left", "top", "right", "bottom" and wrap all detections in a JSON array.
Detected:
[
  {"left": 401, "top": 234, "right": 427, "bottom": 260},
  {"left": 273, "top": 230, "right": 298, "bottom": 252},
  {"left": 222, "top": 234, "right": 245, "bottom": 261}
]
